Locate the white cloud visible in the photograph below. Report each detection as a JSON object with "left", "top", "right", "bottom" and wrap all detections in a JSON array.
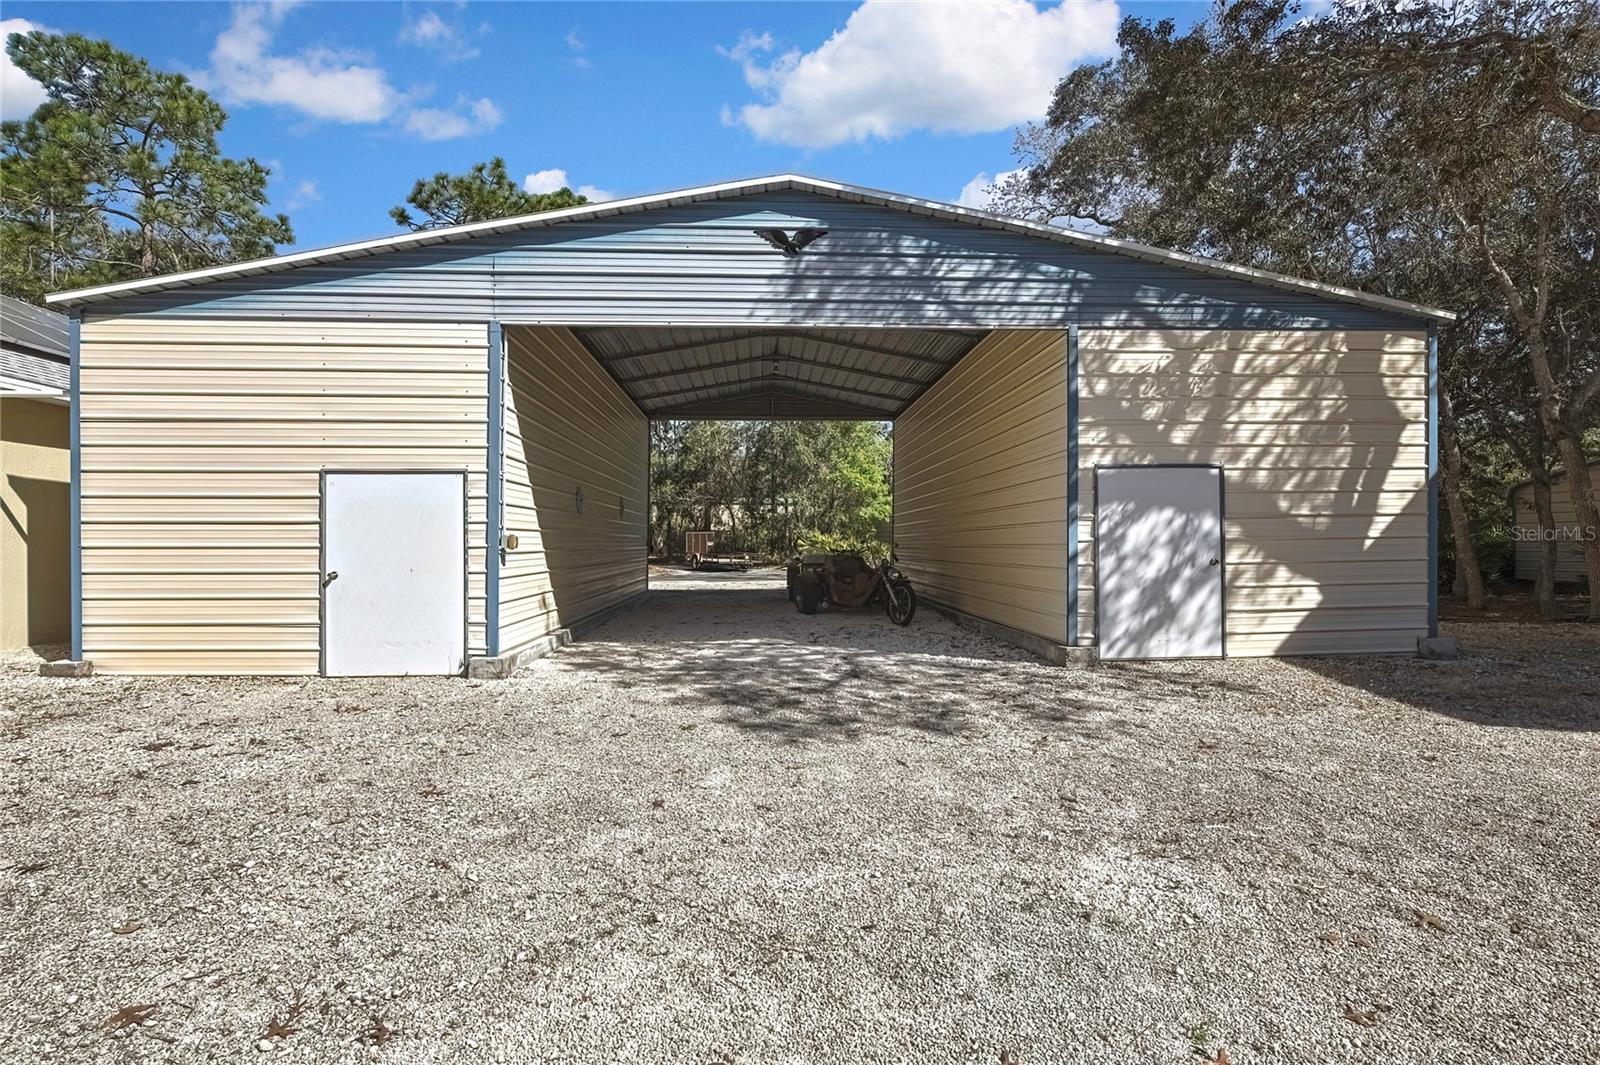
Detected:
[
  {"left": 206, "top": 2, "right": 400, "bottom": 123},
  {"left": 721, "top": 0, "right": 1119, "bottom": 149},
  {"left": 565, "top": 27, "right": 591, "bottom": 69},
  {"left": 285, "top": 179, "right": 321, "bottom": 211},
  {"left": 403, "top": 10, "right": 449, "bottom": 45},
  {"left": 523, "top": 168, "right": 614, "bottom": 203},
  {"left": 2, "top": 17, "right": 52, "bottom": 121},
  {"left": 522, "top": 168, "right": 569, "bottom": 195},
  {"left": 400, "top": 8, "right": 482, "bottom": 61},
  {"left": 956, "top": 168, "right": 1026, "bottom": 210},
  {"left": 201, "top": 4, "right": 498, "bottom": 141},
  {"left": 403, "top": 95, "right": 502, "bottom": 140},
  {"left": 717, "top": 30, "right": 774, "bottom": 65}
]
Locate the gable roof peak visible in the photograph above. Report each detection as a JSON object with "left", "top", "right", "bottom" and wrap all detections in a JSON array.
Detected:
[{"left": 45, "top": 173, "right": 1452, "bottom": 323}]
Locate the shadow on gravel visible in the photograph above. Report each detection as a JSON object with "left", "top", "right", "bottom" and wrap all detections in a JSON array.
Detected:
[
  {"left": 561, "top": 582, "right": 1158, "bottom": 744},
  {"left": 1284, "top": 628, "right": 1600, "bottom": 733}
]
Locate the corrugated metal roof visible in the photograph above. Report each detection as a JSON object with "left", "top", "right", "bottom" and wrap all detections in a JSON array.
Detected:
[
  {"left": 1, "top": 294, "right": 70, "bottom": 361},
  {"left": 45, "top": 175, "right": 1455, "bottom": 324},
  {"left": 569, "top": 325, "right": 983, "bottom": 419}
]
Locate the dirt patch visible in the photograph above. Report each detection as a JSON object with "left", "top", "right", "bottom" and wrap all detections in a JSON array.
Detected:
[
  {"left": 1440, "top": 587, "right": 1593, "bottom": 625},
  {"left": 2, "top": 569, "right": 1596, "bottom": 1063}
]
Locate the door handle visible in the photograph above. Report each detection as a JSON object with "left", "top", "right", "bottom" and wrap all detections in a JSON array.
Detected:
[
  {"left": 323, "top": 570, "right": 339, "bottom": 587},
  {"left": 1208, "top": 558, "right": 1220, "bottom": 567}
]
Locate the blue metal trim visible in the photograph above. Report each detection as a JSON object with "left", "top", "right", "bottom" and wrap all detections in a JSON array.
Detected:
[
  {"left": 68, "top": 314, "right": 83, "bottom": 660},
  {"left": 1065, "top": 323, "right": 1081, "bottom": 648},
  {"left": 1426, "top": 324, "right": 1440, "bottom": 638},
  {"left": 486, "top": 321, "right": 504, "bottom": 656}
]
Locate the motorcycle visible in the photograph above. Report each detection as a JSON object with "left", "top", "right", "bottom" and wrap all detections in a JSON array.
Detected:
[{"left": 787, "top": 546, "right": 918, "bottom": 626}]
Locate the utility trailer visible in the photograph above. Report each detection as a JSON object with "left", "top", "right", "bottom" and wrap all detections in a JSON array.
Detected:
[{"left": 684, "top": 531, "right": 751, "bottom": 571}]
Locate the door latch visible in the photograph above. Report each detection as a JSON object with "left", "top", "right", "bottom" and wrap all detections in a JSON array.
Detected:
[{"left": 322, "top": 570, "right": 339, "bottom": 587}]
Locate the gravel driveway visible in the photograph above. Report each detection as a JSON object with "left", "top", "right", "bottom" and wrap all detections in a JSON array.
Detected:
[{"left": 3, "top": 568, "right": 1596, "bottom": 1064}]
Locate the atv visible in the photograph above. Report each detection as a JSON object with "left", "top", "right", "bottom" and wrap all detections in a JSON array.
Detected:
[{"left": 787, "top": 547, "right": 917, "bottom": 626}]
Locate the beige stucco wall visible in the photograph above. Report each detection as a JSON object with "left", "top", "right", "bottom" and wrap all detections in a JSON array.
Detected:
[
  {"left": 1, "top": 397, "right": 70, "bottom": 648},
  {"left": 498, "top": 325, "right": 647, "bottom": 653},
  {"left": 77, "top": 317, "right": 489, "bottom": 674},
  {"left": 893, "top": 330, "right": 1069, "bottom": 643},
  {"left": 1077, "top": 329, "right": 1430, "bottom": 656}
]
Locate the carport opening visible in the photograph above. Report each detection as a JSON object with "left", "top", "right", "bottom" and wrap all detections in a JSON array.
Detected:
[
  {"left": 570, "top": 325, "right": 993, "bottom": 613},
  {"left": 648, "top": 419, "right": 893, "bottom": 567}
]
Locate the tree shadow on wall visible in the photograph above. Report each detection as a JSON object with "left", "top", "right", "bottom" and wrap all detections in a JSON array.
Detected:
[{"left": 775, "top": 236, "right": 1492, "bottom": 724}]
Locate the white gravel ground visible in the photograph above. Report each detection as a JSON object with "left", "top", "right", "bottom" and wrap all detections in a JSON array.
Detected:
[{"left": 2, "top": 567, "right": 1596, "bottom": 1065}]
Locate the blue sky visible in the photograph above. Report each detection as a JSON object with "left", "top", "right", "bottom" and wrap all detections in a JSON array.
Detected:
[{"left": 2, "top": 1, "right": 1204, "bottom": 251}]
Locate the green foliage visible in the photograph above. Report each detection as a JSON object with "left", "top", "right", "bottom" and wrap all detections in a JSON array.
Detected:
[
  {"left": 1, "top": 29, "right": 292, "bottom": 303},
  {"left": 650, "top": 420, "right": 892, "bottom": 560},
  {"left": 389, "top": 157, "right": 585, "bottom": 230},
  {"left": 794, "top": 530, "right": 889, "bottom": 561}
]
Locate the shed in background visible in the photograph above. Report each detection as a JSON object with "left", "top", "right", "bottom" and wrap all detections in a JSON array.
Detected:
[{"left": 1510, "top": 461, "right": 1600, "bottom": 585}]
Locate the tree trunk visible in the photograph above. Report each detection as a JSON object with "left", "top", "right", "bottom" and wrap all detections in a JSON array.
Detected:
[
  {"left": 1531, "top": 474, "right": 1560, "bottom": 619},
  {"left": 1438, "top": 390, "right": 1485, "bottom": 608},
  {"left": 140, "top": 222, "right": 156, "bottom": 276},
  {"left": 1552, "top": 430, "right": 1600, "bottom": 617},
  {"left": 1459, "top": 209, "right": 1593, "bottom": 612},
  {"left": 1520, "top": 324, "right": 1599, "bottom": 617}
]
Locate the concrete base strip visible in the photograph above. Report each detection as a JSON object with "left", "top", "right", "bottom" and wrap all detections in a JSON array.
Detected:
[
  {"left": 1416, "top": 636, "right": 1460, "bottom": 660},
  {"left": 467, "top": 591, "right": 650, "bottom": 678},
  {"left": 921, "top": 597, "right": 1092, "bottom": 666},
  {"left": 40, "top": 659, "right": 94, "bottom": 678}
]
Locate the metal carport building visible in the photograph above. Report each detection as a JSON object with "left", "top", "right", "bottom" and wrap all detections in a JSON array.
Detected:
[{"left": 45, "top": 175, "right": 1453, "bottom": 675}]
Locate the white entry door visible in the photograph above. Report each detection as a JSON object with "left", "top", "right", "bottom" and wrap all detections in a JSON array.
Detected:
[
  {"left": 1096, "top": 466, "right": 1225, "bottom": 660},
  {"left": 322, "top": 471, "right": 466, "bottom": 676}
]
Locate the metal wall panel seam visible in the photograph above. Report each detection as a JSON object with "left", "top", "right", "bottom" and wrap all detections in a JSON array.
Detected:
[
  {"left": 1426, "top": 324, "right": 1439, "bottom": 639},
  {"left": 1066, "top": 323, "right": 1080, "bottom": 649},
  {"left": 69, "top": 313, "right": 84, "bottom": 660},
  {"left": 486, "top": 320, "right": 504, "bottom": 656}
]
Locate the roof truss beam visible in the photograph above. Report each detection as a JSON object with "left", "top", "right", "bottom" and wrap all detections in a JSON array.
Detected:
[
  {"left": 638, "top": 374, "right": 902, "bottom": 409},
  {"left": 663, "top": 387, "right": 893, "bottom": 421},
  {"left": 615, "top": 352, "right": 929, "bottom": 389},
  {"left": 588, "top": 329, "right": 962, "bottom": 368}
]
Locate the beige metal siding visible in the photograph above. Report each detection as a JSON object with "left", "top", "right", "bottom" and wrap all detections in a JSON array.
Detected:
[
  {"left": 1511, "top": 461, "right": 1600, "bottom": 583},
  {"left": 1078, "top": 329, "right": 1429, "bottom": 656},
  {"left": 499, "top": 325, "right": 647, "bottom": 653},
  {"left": 894, "top": 330, "right": 1068, "bottom": 643},
  {"left": 78, "top": 317, "right": 488, "bottom": 674}
]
